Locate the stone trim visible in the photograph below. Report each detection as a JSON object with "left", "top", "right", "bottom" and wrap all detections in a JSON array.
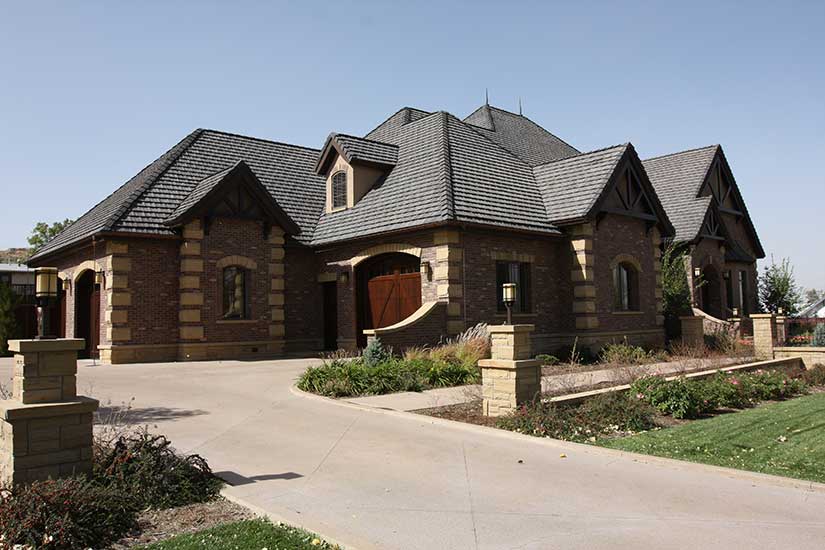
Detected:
[
  {"left": 608, "top": 253, "right": 643, "bottom": 273},
  {"left": 179, "top": 220, "right": 204, "bottom": 342},
  {"left": 216, "top": 255, "right": 258, "bottom": 271},
  {"left": 268, "top": 228, "right": 286, "bottom": 349},
  {"left": 433, "top": 232, "right": 464, "bottom": 335},
  {"left": 569, "top": 222, "right": 598, "bottom": 330},
  {"left": 349, "top": 243, "right": 422, "bottom": 267},
  {"left": 363, "top": 301, "right": 442, "bottom": 336}
]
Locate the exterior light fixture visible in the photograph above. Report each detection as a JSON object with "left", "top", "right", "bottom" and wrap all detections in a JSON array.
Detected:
[
  {"left": 420, "top": 261, "right": 432, "bottom": 281},
  {"left": 34, "top": 267, "right": 59, "bottom": 339},
  {"left": 777, "top": 307, "right": 784, "bottom": 316},
  {"left": 502, "top": 282, "right": 517, "bottom": 325},
  {"left": 732, "top": 307, "right": 739, "bottom": 317},
  {"left": 693, "top": 267, "right": 702, "bottom": 278},
  {"left": 339, "top": 271, "right": 350, "bottom": 284},
  {"left": 95, "top": 270, "right": 105, "bottom": 286}
]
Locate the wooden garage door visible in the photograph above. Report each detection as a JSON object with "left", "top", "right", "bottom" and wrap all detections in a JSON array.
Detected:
[{"left": 367, "top": 271, "right": 422, "bottom": 329}]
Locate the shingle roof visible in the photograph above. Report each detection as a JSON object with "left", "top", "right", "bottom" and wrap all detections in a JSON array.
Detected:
[
  {"left": 33, "top": 105, "right": 684, "bottom": 260},
  {"left": 642, "top": 145, "right": 718, "bottom": 243},
  {"left": 315, "top": 133, "right": 398, "bottom": 175},
  {"left": 165, "top": 163, "right": 237, "bottom": 224},
  {"left": 533, "top": 144, "right": 628, "bottom": 225},
  {"left": 464, "top": 105, "right": 580, "bottom": 166}
]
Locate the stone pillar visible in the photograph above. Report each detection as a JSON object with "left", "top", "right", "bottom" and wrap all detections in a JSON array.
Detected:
[
  {"left": 479, "top": 325, "right": 541, "bottom": 417},
  {"left": 680, "top": 316, "right": 704, "bottom": 347},
  {"left": 434, "top": 229, "right": 464, "bottom": 336},
  {"left": 101, "top": 240, "right": 131, "bottom": 362},
  {"left": 751, "top": 313, "right": 776, "bottom": 359},
  {"left": 775, "top": 316, "right": 786, "bottom": 346},
  {"left": 268, "top": 228, "right": 286, "bottom": 354},
  {"left": 179, "top": 220, "right": 205, "bottom": 359},
  {"left": 2, "top": 339, "right": 98, "bottom": 485},
  {"left": 569, "top": 223, "right": 598, "bottom": 331}
]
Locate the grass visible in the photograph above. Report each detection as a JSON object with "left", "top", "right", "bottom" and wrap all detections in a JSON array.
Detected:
[
  {"left": 137, "top": 519, "right": 336, "bottom": 549},
  {"left": 599, "top": 392, "right": 825, "bottom": 484}
]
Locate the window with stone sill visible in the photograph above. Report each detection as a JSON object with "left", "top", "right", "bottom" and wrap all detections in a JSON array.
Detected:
[
  {"left": 331, "top": 171, "right": 347, "bottom": 209},
  {"left": 613, "top": 262, "right": 639, "bottom": 312},
  {"left": 222, "top": 266, "right": 248, "bottom": 320}
]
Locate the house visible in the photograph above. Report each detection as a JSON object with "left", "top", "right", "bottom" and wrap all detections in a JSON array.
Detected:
[
  {"left": 28, "top": 104, "right": 760, "bottom": 364},
  {"left": 798, "top": 297, "right": 825, "bottom": 319},
  {"left": 643, "top": 146, "right": 764, "bottom": 324}
]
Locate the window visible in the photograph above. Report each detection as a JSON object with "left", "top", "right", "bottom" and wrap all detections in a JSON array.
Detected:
[
  {"left": 613, "top": 262, "right": 639, "bottom": 311},
  {"left": 738, "top": 271, "right": 748, "bottom": 315},
  {"left": 332, "top": 171, "right": 347, "bottom": 209},
  {"left": 496, "top": 261, "right": 531, "bottom": 313},
  {"left": 222, "top": 266, "right": 247, "bottom": 319}
]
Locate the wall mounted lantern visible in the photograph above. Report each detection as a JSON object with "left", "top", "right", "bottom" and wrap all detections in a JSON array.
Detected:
[
  {"left": 420, "top": 261, "right": 432, "bottom": 281},
  {"left": 732, "top": 307, "right": 739, "bottom": 317},
  {"left": 502, "top": 282, "right": 517, "bottom": 325},
  {"left": 777, "top": 307, "right": 784, "bottom": 316},
  {"left": 34, "top": 267, "right": 59, "bottom": 339},
  {"left": 95, "top": 270, "right": 105, "bottom": 286},
  {"left": 339, "top": 271, "right": 350, "bottom": 285},
  {"left": 693, "top": 267, "right": 702, "bottom": 278}
]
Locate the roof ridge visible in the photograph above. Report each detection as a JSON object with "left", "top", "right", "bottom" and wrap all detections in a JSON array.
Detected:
[
  {"left": 200, "top": 128, "right": 321, "bottom": 153},
  {"left": 533, "top": 143, "right": 629, "bottom": 168},
  {"left": 103, "top": 129, "right": 205, "bottom": 232},
  {"left": 332, "top": 132, "right": 399, "bottom": 148},
  {"left": 643, "top": 144, "right": 719, "bottom": 162},
  {"left": 481, "top": 104, "right": 580, "bottom": 153},
  {"left": 440, "top": 112, "right": 456, "bottom": 219},
  {"left": 364, "top": 106, "right": 432, "bottom": 139}
]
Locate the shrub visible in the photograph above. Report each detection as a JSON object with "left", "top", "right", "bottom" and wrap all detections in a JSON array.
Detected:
[
  {"left": 812, "top": 324, "right": 825, "bottom": 346},
  {"left": 0, "top": 477, "right": 138, "bottom": 550},
  {"left": 93, "top": 430, "right": 222, "bottom": 510},
  {"left": 631, "top": 376, "right": 712, "bottom": 419},
  {"left": 363, "top": 338, "right": 390, "bottom": 367},
  {"left": 801, "top": 364, "right": 825, "bottom": 386},
  {"left": 599, "top": 340, "right": 652, "bottom": 365},
  {"left": 497, "top": 392, "right": 656, "bottom": 442}
]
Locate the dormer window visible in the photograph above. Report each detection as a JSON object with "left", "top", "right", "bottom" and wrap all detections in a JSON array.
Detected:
[{"left": 332, "top": 171, "right": 347, "bottom": 210}]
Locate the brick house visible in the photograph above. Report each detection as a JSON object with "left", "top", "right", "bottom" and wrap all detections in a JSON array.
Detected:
[
  {"left": 28, "top": 104, "right": 760, "bottom": 363},
  {"left": 643, "top": 146, "right": 764, "bottom": 324}
]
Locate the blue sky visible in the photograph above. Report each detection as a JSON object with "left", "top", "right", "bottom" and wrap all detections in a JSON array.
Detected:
[{"left": 1, "top": 1, "right": 823, "bottom": 288}]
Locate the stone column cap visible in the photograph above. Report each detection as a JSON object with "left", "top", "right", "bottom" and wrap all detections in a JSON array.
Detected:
[
  {"left": 479, "top": 359, "right": 540, "bottom": 369},
  {"left": 8, "top": 339, "right": 85, "bottom": 353},
  {"left": 750, "top": 313, "right": 775, "bottom": 319},
  {"left": 488, "top": 324, "right": 535, "bottom": 333},
  {"left": 0, "top": 396, "right": 99, "bottom": 421}
]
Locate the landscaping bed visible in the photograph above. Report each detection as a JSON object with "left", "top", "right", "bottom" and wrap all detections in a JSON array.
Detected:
[{"left": 135, "top": 519, "right": 336, "bottom": 549}]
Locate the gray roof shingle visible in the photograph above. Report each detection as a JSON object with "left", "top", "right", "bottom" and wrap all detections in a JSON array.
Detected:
[
  {"left": 642, "top": 145, "right": 719, "bottom": 242},
  {"left": 464, "top": 105, "right": 580, "bottom": 166}
]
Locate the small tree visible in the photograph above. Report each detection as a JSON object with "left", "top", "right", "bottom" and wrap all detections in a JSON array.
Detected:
[
  {"left": 0, "top": 282, "right": 20, "bottom": 356},
  {"left": 661, "top": 242, "right": 692, "bottom": 318},
  {"left": 758, "top": 257, "right": 802, "bottom": 315},
  {"left": 27, "top": 219, "right": 73, "bottom": 255},
  {"left": 804, "top": 288, "right": 823, "bottom": 307}
]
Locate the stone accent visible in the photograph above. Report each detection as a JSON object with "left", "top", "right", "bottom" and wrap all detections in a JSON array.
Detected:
[
  {"left": 479, "top": 325, "right": 541, "bottom": 417},
  {"left": 433, "top": 230, "right": 464, "bottom": 335},
  {"left": 179, "top": 220, "right": 204, "bottom": 344},
  {"left": 2, "top": 339, "right": 98, "bottom": 485},
  {"left": 774, "top": 346, "right": 825, "bottom": 370},
  {"left": 103, "top": 240, "right": 131, "bottom": 354},
  {"left": 751, "top": 313, "right": 777, "bottom": 359},
  {"left": 569, "top": 223, "right": 598, "bottom": 331},
  {"left": 651, "top": 228, "right": 665, "bottom": 326},
  {"left": 268, "top": 228, "right": 286, "bottom": 354},
  {"left": 680, "top": 316, "right": 704, "bottom": 347}
]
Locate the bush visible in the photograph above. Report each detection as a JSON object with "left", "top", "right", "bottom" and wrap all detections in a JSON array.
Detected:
[
  {"left": 812, "top": 324, "right": 825, "bottom": 346},
  {"left": 802, "top": 364, "right": 825, "bottom": 386},
  {"left": 631, "top": 376, "right": 713, "bottom": 419},
  {"left": 363, "top": 338, "right": 390, "bottom": 368},
  {"left": 93, "top": 430, "right": 222, "bottom": 510},
  {"left": 497, "top": 392, "right": 656, "bottom": 442},
  {"left": 0, "top": 477, "right": 138, "bottom": 550},
  {"left": 535, "top": 354, "right": 559, "bottom": 366},
  {"left": 599, "top": 340, "right": 656, "bottom": 365}
]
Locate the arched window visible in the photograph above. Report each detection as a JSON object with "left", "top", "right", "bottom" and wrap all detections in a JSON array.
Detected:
[
  {"left": 332, "top": 171, "right": 347, "bottom": 209},
  {"left": 613, "top": 262, "right": 639, "bottom": 311},
  {"left": 222, "top": 266, "right": 248, "bottom": 319}
]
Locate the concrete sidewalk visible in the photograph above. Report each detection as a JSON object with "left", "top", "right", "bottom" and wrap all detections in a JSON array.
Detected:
[{"left": 2, "top": 356, "right": 823, "bottom": 550}]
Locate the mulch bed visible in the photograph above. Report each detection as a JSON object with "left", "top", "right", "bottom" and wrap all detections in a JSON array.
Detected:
[{"left": 112, "top": 499, "right": 255, "bottom": 548}]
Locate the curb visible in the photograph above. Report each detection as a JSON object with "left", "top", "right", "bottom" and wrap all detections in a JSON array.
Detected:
[{"left": 290, "top": 385, "right": 825, "bottom": 495}]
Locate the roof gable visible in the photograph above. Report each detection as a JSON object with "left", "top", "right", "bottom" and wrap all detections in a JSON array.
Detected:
[
  {"left": 163, "top": 160, "right": 299, "bottom": 234},
  {"left": 315, "top": 133, "right": 398, "bottom": 176}
]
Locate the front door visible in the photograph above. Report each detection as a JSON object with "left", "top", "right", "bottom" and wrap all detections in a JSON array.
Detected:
[
  {"left": 76, "top": 271, "right": 100, "bottom": 359},
  {"left": 322, "top": 281, "right": 338, "bottom": 351}
]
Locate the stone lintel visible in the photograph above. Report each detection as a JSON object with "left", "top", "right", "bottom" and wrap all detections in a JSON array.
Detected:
[
  {"left": 479, "top": 359, "right": 541, "bottom": 369},
  {"left": 9, "top": 339, "right": 85, "bottom": 353}
]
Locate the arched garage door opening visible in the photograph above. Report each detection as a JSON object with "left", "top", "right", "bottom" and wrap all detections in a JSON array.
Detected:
[
  {"left": 75, "top": 270, "right": 100, "bottom": 359},
  {"left": 356, "top": 253, "right": 422, "bottom": 348}
]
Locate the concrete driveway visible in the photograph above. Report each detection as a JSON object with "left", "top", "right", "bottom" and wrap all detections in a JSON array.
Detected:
[{"left": 2, "top": 356, "right": 824, "bottom": 549}]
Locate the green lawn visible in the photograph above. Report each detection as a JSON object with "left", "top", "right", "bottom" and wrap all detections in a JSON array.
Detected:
[
  {"left": 138, "top": 519, "right": 336, "bottom": 550},
  {"left": 600, "top": 393, "right": 825, "bottom": 484}
]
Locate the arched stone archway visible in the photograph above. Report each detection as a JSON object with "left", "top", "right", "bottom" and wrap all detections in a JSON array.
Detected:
[
  {"left": 75, "top": 270, "right": 100, "bottom": 359},
  {"left": 355, "top": 252, "right": 421, "bottom": 347}
]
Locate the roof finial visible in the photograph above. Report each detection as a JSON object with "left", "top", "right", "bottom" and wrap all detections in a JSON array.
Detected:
[
  {"left": 485, "top": 88, "right": 489, "bottom": 106},
  {"left": 518, "top": 97, "right": 523, "bottom": 116}
]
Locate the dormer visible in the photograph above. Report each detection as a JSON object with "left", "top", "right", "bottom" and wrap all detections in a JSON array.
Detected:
[{"left": 315, "top": 133, "right": 398, "bottom": 213}]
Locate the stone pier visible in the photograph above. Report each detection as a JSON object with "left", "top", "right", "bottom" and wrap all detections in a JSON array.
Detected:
[
  {"left": 1, "top": 339, "right": 98, "bottom": 485},
  {"left": 479, "top": 325, "right": 541, "bottom": 417}
]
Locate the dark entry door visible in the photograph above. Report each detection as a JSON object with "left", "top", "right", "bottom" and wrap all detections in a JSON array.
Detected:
[
  {"left": 367, "top": 271, "right": 421, "bottom": 328},
  {"left": 322, "top": 281, "right": 338, "bottom": 351},
  {"left": 76, "top": 271, "right": 100, "bottom": 359}
]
